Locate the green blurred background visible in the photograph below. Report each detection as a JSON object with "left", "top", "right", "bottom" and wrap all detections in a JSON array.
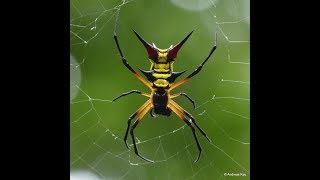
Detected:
[{"left": 71, "top": 0, "right": 249, "bottom": 179}]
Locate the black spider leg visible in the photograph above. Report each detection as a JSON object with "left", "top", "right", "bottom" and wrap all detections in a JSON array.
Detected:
[
  {"left": 170, "top": 100, "right": 211, "bottom": 142},
  {"left": 169, "top": 32, "right": 217, "bottom": 90},
  {"left": 171, "top": 93, "right": 196, "bottom": 110},
  {"left": 113, "top": 8, "right": 152, "bottom": 89},
  {"left": 168, "top": 103, "right": 202, "bottom": 162},
  {"left": 130, "top": 103, "right": 154, "bottom": 163},
  {"left": 112, "top": 90, "right": 150, "bottom": 102},
  {"left": 123, "top": 100, "right": 150, "bottom": 149}
]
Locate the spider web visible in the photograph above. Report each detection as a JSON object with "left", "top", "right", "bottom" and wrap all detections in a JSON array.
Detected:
[{"left": 70, "top": 0, "right": 249, "bottom": 179}]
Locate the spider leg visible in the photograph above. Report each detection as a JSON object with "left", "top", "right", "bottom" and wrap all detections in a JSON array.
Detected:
[
  {"left": 130, "top": 103, "right": 154, "bottom": 163},
  {"left": 170, "top": 100, "right": 211, "bottom": 142},
  {"left": 170, "top": 93, "right": 196, "bottom": 110},
  {"left": 168, "top": 103, "right": 202, "bottom": 162},
  {"left": 169, "top": 32, "right": 217, "bottom": 91},
  {"left": 112, "top": 90, "right": 150, "bottom": 102},
  {"left": 124, "top": 100, "right": 151, "bottom": 149},
  {"left": 113, "top": 9, "right": 152, "bottom": 90}
]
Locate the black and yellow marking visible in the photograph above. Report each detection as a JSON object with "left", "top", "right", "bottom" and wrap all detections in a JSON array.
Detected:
[{"left": 139, "top": 49, "right": 186, "bottom": 88}]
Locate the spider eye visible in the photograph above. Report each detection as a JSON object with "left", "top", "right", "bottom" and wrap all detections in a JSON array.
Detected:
[{"left": 167, "top": 31, "right": 193, "bottom": 60}]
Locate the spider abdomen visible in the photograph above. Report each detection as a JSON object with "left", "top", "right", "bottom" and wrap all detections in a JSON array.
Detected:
[{"left": 152, "top": 88, "right": 172, "bottom": 116}]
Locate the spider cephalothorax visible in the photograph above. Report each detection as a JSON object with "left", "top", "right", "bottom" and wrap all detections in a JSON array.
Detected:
[{"left": 112, "top": 9, "right": 217, "bottom": 163}]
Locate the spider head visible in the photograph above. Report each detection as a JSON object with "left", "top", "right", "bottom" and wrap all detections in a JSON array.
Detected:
[{"left": 133, "top": 30, "right": 193, "bottom": 63}]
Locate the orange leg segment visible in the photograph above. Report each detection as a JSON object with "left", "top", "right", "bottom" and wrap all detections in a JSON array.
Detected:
[
  {"left": 170, "top": 100, "right": 211, "bottom": 142},
  {"left": 124, "top": 100, "right": 151, "bottom": 149},
  {"left": 129, "top": 103, "right": 154, "bottom": 163},
  {"left": 168, "top": 103, "right": 202, "bottom": 162},
  {"left": 170, "top": 93, "right": 196, "bottom": 110}
]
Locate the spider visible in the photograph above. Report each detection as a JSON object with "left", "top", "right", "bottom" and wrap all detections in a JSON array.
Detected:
[{"left": 112, "top": 9, "right": 217, "bottom": 163}]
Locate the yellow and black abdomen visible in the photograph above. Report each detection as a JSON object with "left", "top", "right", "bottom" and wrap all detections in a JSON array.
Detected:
[{"left": 139, "top": 62, "right": 186, "bottom": 89}]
